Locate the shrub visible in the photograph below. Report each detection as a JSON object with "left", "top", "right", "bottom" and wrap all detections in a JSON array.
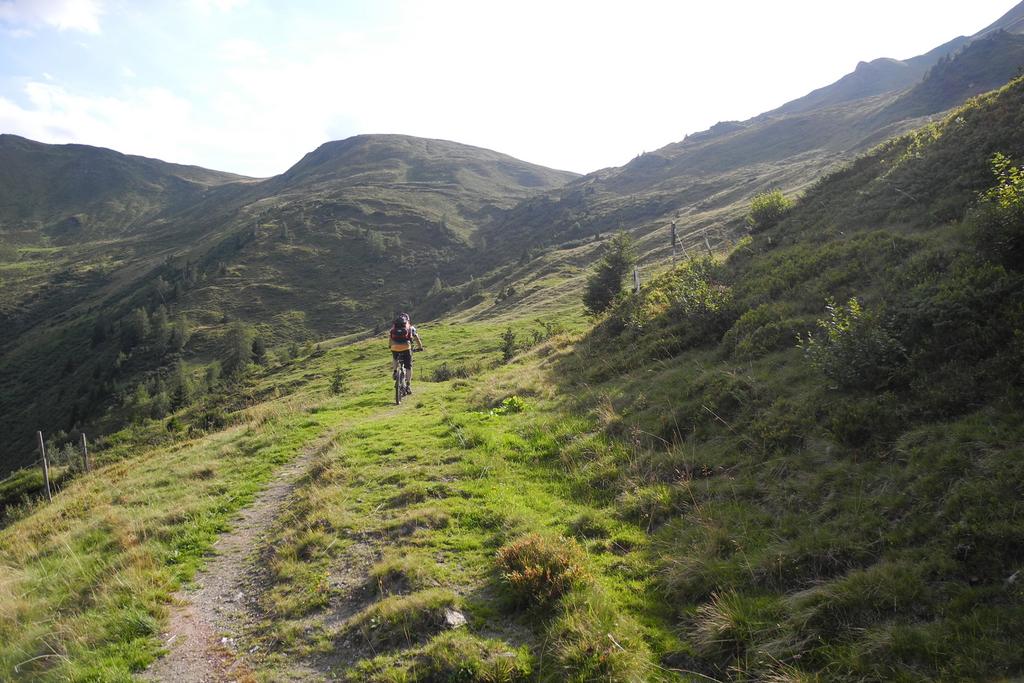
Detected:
[
  {"left": 430, "top": 362, "right": 474, "bottom": 382},
  {"left": 721, "top": 303, "right": 804, "bottom": 359},
  {"left": 746, "top": 189, "right": 793, "bottom": 232},
  {"left": 600, "top": 256, "right": 735, "bottom": 348},
  {"left": 496, "top": 533, "right": 589, "bottom": 607},
  {"left": 583, "top": 232, "right": 636, "bottom": 314},
  {"left": 500, "top": 327, "right": 517, "bottom": 363},
  {"left": 329, "top": 367, "right": 347, "bottom": 395},
  {"left": 189, "top": 406, "right": 229, "bottom": 434},
  {"left": 971, "top": 152, "right": 1024, "bottom": 266},
  {"left": 668, "top": 257, "right": 735, "bottom": 341},
  {"left": 799, "top": 298, "right": 906, "bottom": 390}
]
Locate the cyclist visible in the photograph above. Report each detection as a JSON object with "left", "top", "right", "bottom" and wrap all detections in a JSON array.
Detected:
[{"left": 389, "top": 313, "right": 423, "bottom": 394}]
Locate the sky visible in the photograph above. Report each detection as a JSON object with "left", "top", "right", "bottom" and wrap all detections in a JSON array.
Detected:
[{"left": 0, "top": 0, "right": 1018, "bottom": 177}]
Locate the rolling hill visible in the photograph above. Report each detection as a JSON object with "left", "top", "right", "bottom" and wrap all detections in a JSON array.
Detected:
[
  {"left": 2, "top": 1, "right": 1024, "bottom": 481},
  {"left": 2, "top": 3, "right": 1024, "bottom": 681},
  {"left": 0, "top": 135, "right": 577, "bottom": 474},
  {"left": 1, "top": 72, "right": 1022, "bottom": 682}
]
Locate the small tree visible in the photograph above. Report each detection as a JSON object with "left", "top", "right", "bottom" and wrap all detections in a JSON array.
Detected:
[
  {"left": 252, "top": 336, "right": 268, "bottom": 365},
  {"left": 500, "top": 327, "right": 518, "bottom": 363},
  {"left": 170, "top": 362, "right": 192, "bottom": 410},
  {"left": 121, "top": 307, "right": 151, "bottom": 350},
  {"left": 169, "top": 315, "right": 190, "bottom": 352},
  {"left": 746, "top": 190, "right": 793, "bottom": 232},
  {"left": 583, "top": 231, "right": 637, "bottom": 314},
  {"left": 222, "top": 322, "right": 254, "bottom": 377},
  {"left": 129, "top": 382, "right": 151, "bottom": 423},
  {"left": 329, "top": 367, "right": 347, "bottom": 395},
  {"left": 798, "top": 298, "right": 905, "bottom": 390}
]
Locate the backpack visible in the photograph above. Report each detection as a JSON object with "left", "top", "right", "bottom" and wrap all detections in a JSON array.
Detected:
[{"left": 390, "top": 320, "right": 412, "bottom": 343}]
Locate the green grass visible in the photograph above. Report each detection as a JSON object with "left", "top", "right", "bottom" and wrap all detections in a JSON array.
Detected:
[
  {"left": 3, "top": 75, "right": 1024, "bottom": 683},
  {"left": 0, "top": 386, "right": 344, "bottom": 680}
]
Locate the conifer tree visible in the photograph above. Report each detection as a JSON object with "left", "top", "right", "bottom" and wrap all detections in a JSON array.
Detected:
[{"left": 583, "top": 232, "right": 636, "bottom": 314}]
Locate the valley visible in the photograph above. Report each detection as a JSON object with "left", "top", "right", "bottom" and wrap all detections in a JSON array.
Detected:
[{"left": 1, "top": 4, "right": 1024, "bottom": 681}]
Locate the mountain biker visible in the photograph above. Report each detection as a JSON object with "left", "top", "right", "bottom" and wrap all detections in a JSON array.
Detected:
[{"left": 389, "top": 313, "right": 423, "bottom": 394}]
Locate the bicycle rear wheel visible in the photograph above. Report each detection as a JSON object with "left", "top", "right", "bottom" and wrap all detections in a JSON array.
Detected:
[{"left": 395, "top": 369, "right": 403, "bottom": 405}]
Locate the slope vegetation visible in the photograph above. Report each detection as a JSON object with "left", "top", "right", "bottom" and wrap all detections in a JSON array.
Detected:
[
  {"left": 2, "top": 76, "right": 1023, "bottom": 681},
  {"left": 0, "top": 135, "right": 576, "bottom": 476},
  {"left": 552, "top": 76, "right": 1024, "bottom": 680}
]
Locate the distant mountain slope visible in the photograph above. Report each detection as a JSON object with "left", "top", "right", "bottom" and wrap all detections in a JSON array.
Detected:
[
  {"left": 882, "top": 29, "right": 1024, "bottom": 120},
  {"left": 772, "top": 35, "right": 971, "bottom": 117},
  {"left": 2, "top": 2, "right": 1023, "bottom": 479},
  {"left": 978, "top": 0, "right": 1024, "bottom": 34},
  {"left": 0, "top": 134, "right": 252, "bottom": 242},
  {"left": 0, "top": 134, "right": 576, "bottom": 475},
  {"left": 275, "top": 134, "right": 572, "bottom": 196},
  {"left": 484, "top": 2, "right": 1024, "bottom": 265}
]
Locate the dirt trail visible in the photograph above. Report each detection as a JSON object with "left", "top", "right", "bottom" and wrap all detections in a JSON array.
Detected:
[{"left": 142, "top": 432, "right": 338, "bottom": 683}]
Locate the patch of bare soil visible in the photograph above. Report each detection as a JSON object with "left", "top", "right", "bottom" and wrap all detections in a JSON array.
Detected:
[{"left": 142, "top": 434, "right": 338, "bottom": 683}]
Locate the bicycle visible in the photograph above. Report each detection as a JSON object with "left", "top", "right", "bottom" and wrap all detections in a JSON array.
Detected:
[{"left": 393, "top": 348, "right": 422, "bottom": 405}]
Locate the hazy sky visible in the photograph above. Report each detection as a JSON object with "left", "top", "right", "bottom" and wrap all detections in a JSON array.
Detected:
[{"left": 0, "top": 0, "right": 1017, "bottom": 177}]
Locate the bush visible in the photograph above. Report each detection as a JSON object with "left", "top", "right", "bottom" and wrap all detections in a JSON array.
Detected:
[
  {"left": 721, "top": 302, "right": 802, "bottom": 359},
  {"left": 329, "top": 367, "right": 347, "bottom": 395},
  {"left": 190, "top": 406, "right": 229, "bottom": 434},
  {"left": 430, "top": 362, "right": 473, "bottom": 382},
  {"left": 971, "top": 153, "right": 1024, "bottom": 267},
  {"left": 799, "top": 298, "right": 906, "bottom": 390},
  {"left": 583, "top": 232, "right": 636, "bottom": 315},
  {"left": 599, "top": 256, "right": 735, "bottom": 349},
  {"left": 496, "top": 533, "right": 589, "bottom": 607},
  {"left": 500, "top": 327, "right": 517, "bottom": 363},
  {"left": 746, "top": 189, "right": 793, "bottom": 232}
]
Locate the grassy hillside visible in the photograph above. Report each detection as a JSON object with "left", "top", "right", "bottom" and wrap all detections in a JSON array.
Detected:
[
  {"left": 2, "top": 77, "right": 1023, "bottom": 681},
  {"left": 552, "top": 77, "right": 1024, "bottom": 680},
  {"left": 0, "top": 135, "right": 576, "bottom": 477},
  {"left": 5, "top": 8, "right": 1023, "bottom": 482},
  {"left": 0, "top": 134, "right": 251, "bottom": 242}
]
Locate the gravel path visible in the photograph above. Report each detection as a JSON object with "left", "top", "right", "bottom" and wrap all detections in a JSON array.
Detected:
[{"left": 142, "top": 434, "right": 336, "bottom": 683}]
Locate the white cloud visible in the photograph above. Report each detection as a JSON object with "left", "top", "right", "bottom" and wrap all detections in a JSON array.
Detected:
[
  {"left": 1, "top": 81, "right": 199, "bottom": 165},
  {"left": 191, "top": 0, "right": 249, "bottom": 14},
  {"left": 121, "top": 66, "right": 136, "bottom": 78},
  {"left": 218, "top": 38, "right": 268, "bottom": 63},
  {"left": 0, "top": 0, "right": 103, "bottom": 33}
]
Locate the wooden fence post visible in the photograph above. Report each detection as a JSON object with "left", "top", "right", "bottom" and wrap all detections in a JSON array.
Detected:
[
  {"left": 80, "top": 433, "right": 90, "bottom": 472},
  {"left": 36, "top": 431, "right": 52, "bottom": 502},
  {"left": 703, "top": 228, "right": 714, "bottom": 258}
]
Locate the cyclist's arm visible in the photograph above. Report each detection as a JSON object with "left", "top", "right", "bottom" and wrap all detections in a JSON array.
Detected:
[{"left": 412, "top": 331, "right": 424, "bottom": 350}]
